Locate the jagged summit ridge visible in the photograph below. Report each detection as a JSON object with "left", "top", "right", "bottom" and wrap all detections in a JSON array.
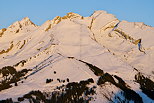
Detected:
[
  {"left": 20, "top": 17, "right": 36, "bottom": 26},
  {"left": 8, "top": 17, "right": 36, "bottom": 29},
  {"left": 3, "top": 10, "right": 153, "bottom": 32},
  {"left": 41, "top": 12, "right": 83, "bottom": 31},
  {"left": 1, "top": 17, "right": 37, "bottom": 35}
]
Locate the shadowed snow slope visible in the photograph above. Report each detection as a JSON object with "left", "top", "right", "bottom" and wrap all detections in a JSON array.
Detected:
[{"left": 0, "top": 10, "right": 154, "bottom": 103}]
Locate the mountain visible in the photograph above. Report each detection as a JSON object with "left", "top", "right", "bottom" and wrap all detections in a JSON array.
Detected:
[{"left": 0, "top": 10, "right": 154, "bottom": 103}]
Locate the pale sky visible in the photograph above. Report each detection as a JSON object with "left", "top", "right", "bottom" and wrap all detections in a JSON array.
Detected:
[{"left": 0, "top": 0, "right": 154, "bottom": 29}]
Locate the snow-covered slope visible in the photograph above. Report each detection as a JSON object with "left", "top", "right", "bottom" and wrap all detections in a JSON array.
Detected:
[{"left": 0, "top": 10, "right": 154, "bottom": 103}]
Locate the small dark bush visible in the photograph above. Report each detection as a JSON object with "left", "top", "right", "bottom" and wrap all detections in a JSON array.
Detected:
[
  {"left": 18, "top": 97, "right": 24, "bottom": 102},
  {"left": 66, "top": 78, "right": 69, "bottom": 82},
  {"left": 46, "top": 79, "right": 52, "bottom": 83},
  {"left": 57, "top": 78, "right": 60, "bottom": 82},
  {"left": 14, "top": 60, "right": 26, "bottom": 67},
  {"left": 87, "top": 78, "right": 94, "bottom": 83},
  {"left": 15, "top": 82, "right": 18, "bottom": 86},
  {"left": 62, "top": 80, "right": 65, "bottom": 83}
]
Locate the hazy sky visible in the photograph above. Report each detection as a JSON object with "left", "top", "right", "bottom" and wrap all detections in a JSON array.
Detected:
[{"left": 0, "top": 0, "right": 153, "bottom": 29}]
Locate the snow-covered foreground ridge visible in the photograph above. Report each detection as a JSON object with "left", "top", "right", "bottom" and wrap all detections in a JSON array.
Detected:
[{"left": 0, "top": 10, "right": 154, "bottom": 103}]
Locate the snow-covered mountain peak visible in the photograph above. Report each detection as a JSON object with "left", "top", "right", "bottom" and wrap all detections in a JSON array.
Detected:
[
  {"left": 2, "top": 17, "right": 37, "bottom": 35},
  {"left": 91, "top": 10, "right": 116, "bottom": 19},
  {"left": 19, "top": 17, "right": 36, "bottom": 26},
  {"left": 53, "top": 12, "right": 82, "bottom": 22},
  {"left": 91, "top": 10, "right": 107, "bottom": 16},
  {"left": 40, "top": 12, "right": 82, "bottom": 32},
  {"left": 8, "top": 21, "right": 21, "bottom": 29},
  {"left": 8, "top": 17, "right": 36, "bottom": 29},
  {"left": 0, "top": 10, "right": 154, "bottom": 103},
  {"left": 21, "top": 17, "right": 30, "bottom": 21},
  {"left": 65, "top": 12, "right": 81, "bottom": 18}
]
